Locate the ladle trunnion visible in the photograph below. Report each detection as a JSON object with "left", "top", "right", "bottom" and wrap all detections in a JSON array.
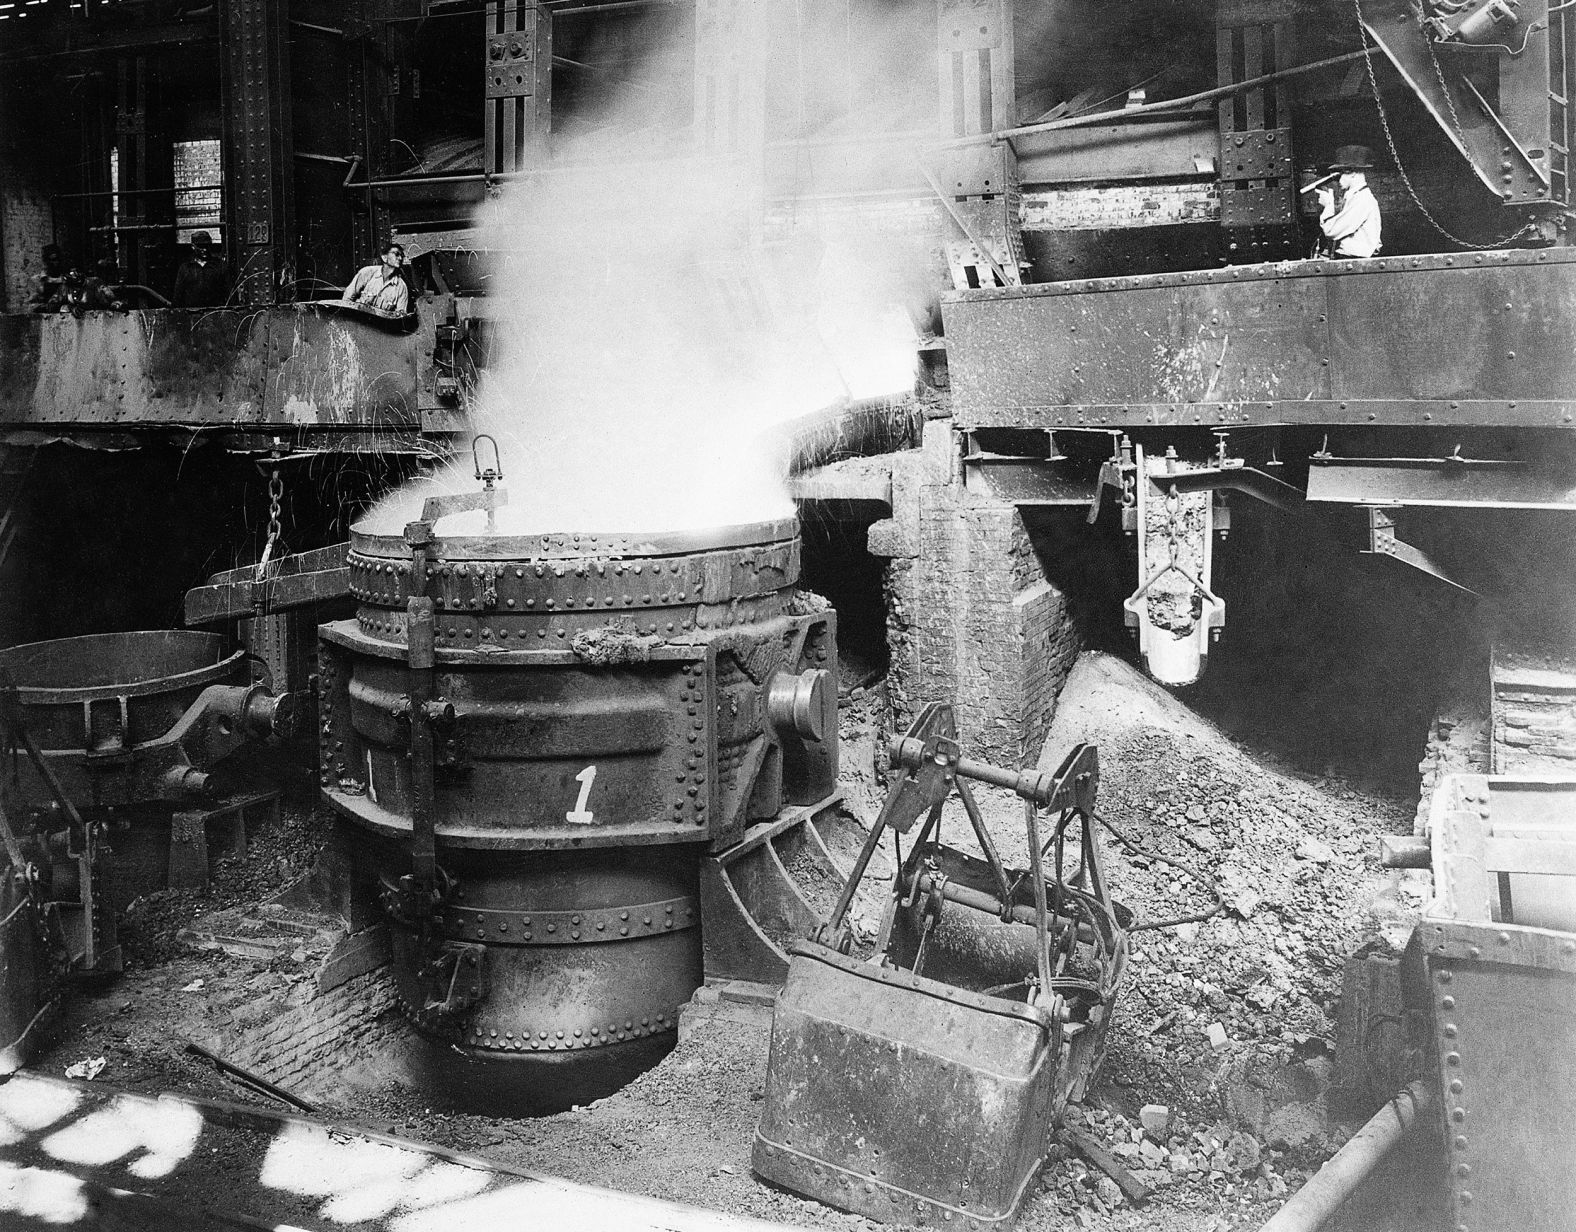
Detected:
[
  {"left": 753, "top": 704, "right": 1129, "bottom": 1229},
  {"left": 318, "top": 472, "right": 840, "bottom": 1114}
]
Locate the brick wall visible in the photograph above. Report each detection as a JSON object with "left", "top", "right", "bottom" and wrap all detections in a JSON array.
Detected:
[
  {"left": 1, "top": 170, "right": 51, "bottom": 315},
  {"left": 218, "top": 965, "right": 402, "bottom": 1099},
  {"left": 173, "top": 139, "right": 224, "bottom": 242},
  {"left": 0, "top": 85, "right": 55, "bottom": 313},
  {"left": 873, "top": 415, "right": 1081, "bottom": 765},
  {"left": 1022, "top": 181, "right": 1220, "bottom": 231},
  {"left": 1491, "top": 646, "right": 1576, "bottom": 774}
]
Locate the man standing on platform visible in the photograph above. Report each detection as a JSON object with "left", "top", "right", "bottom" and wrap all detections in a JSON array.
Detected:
[
  {"left": 1315, "top": 145, "right": 1382, "bottom": 260},
  {"left": 172, "top": 232, "right": 229, "bottom": 307}
]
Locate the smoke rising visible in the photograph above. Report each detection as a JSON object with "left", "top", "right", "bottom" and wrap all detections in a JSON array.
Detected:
[{"left": 368, "top": 1, "right": 934, "bottom": 538}]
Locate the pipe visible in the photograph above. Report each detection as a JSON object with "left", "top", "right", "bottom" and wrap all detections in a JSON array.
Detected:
[
  {"left": 183, "top": 1041, "right": 317, "bottom": 1113},
  {"left": 160, "top": 766, "right": 214, "bottom": 801},
  {"left": 52, "top": 184, "right": 222, "bottom": 201},
  {"left": 1380, "top": 835, "right": 1432, "bottom": 868},
  {"left": 910, "top": 871, "right": 1098, "bottom": 943},
  {"left": 1259, "top": 1081, "right": 1433, "bottom": 1232},
  {"left": 547, "top": 0, "right": 687, "bottom": 13},
  {"left": 342, "top": 171, "right": 490, "bottom": 191},
  {"left": 288, "top": 18, "right": 344, "bottom": 37},
  {"left": 946, "top": 48, "right": 1378, "bottom": 148}
]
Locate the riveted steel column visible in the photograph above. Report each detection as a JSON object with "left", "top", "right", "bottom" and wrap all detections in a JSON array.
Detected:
[
  {"left": 484, "top": 0, "right": 552, "bottom": 175},
  {"left": 114, "top": 57, "right": 152, "bottom": 289},
  {"left": 935, "top": 0, "right": 1021, "bottom": 288},
  {"left": 1216, "top": 0, "right": 1298, "bottom": 260},
  {"left": 694, "top": 0, "right": 766, "bottom": 154},
  {"left": 222, "top": 0, "right": 294, "bottom": 304}
]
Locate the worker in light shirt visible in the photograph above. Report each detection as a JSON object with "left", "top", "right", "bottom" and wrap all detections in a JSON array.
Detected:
[
  {"left": 1316, "top": 145, "right": 1382, "bottom": 259},
  {"left": 344, "top": 241, "right": 411, "bottom": 315}
]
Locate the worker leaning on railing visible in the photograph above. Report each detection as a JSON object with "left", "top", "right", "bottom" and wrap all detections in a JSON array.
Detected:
[{"left": 343, "top": 241, "right": 411, "bottom": 316}]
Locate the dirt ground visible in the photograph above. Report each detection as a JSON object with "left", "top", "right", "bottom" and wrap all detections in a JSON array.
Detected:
[{"left": 21, "top": 649, "right": 1429, "bottom": 1232}]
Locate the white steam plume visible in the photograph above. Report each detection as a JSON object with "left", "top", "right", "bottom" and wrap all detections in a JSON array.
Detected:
[{"left": 367, "top": 1, "right": 933, "bottom": 538}]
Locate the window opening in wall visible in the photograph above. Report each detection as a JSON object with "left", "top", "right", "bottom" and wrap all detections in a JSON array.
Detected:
[
  {"left": 172, "top": 138, "right": 223, "bottom": 246},
  {"left": 110, "top": 146, "right": 120, "bottom": 248}
]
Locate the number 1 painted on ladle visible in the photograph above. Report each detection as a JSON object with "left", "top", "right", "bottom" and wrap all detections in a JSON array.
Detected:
[{"left": 566, "top": 765, "right": 597, "bottom": 824}]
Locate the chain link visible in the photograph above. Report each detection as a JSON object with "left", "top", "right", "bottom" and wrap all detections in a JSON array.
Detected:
[
  {"left": 1420, "top": 5, "right": 1472, "bottom": 140},
  {"left": 255, "top": 458, "right": 287, "bottom": 604},
  {"left": 266, "top": 467, "right": 284, "bottom": 550},
  {"left": 1351, "top": 0, "right": 1542, "bottom": 250}
]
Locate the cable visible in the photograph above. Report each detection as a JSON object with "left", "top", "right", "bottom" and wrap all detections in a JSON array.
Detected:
[
  {"left": 1351, "top": 0, "right": 1542, "bottom": 250},
  {"left": 1091, "top": 810, "right": 1224, "bottom": 932}
]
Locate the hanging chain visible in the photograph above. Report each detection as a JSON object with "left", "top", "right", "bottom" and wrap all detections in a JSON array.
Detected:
[
  {"left": 1420, "top": 3, "right": 1472, "bottom": 140},
  {"left": 266, "top": 467, "right": 285, "bottom": 556},
  {"left": 1351, "top": 0, "right": 1543, "bottom": 249},
  {"left": 255, "top": 447, "right": 287, "bottom": 610},
  {"left": 1164, "top": 483, "right": 1185, "bottom": 566},
  {"left": 259, "top": 463, "right": 285, "bottom": 570}
]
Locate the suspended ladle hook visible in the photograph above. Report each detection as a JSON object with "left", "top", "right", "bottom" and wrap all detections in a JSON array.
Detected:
[
  {"left": 473, "top": 433, "right": 503, "bottom": 488},
  {"left": 472, "top": 434, "right": 504, "bottom": 532}
]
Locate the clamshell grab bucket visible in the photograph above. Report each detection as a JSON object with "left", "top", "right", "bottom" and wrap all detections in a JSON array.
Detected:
[
  {"left": 752, "top": 705, "right": 1129, "bottom": 1229},
  {"left": 755, "top": 942, "right": 1061, "bottom": 1227}
]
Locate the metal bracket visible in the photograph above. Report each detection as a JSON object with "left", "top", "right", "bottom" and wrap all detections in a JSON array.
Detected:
[
  {"left": 417, "top": 941, "right": 487, "bottom": 1028},
  {"left": 1218, "top": 127, "right": 1295, "bottom": 181},
  {"left": 485, "top": 29, "right": 540, "bottom": 98},
  {"left": 1087, "top": 434, "right": 1136, "bottom": 527},
  {"left": 1360, "top": 506, "right": 1478, "bottom": 595},
  {"left": 1146, "top": 463, "right": 1306, "bottom": 514}
]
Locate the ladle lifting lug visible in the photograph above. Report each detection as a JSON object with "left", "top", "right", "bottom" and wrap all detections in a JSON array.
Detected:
[{"left": 416, "top": 940, "right": 487, "bottom": 1030}]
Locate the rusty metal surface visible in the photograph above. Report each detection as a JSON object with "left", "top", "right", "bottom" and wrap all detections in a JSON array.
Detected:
[
  {"left": 965, "top": 457, "right": 1097, "bottom": 505},
  {"left": 1016, "top": 120, "right": 1217, "bottom": 185},
  {"left": 184, "top": 542, "right": 352, "bottom": 625},
  {"left": 754, "top": 712, "right": 1127, "bottom": 1227},
  {"left": 1417, "top": 918, "right": 1576, "bottom": 1232},
  {"left": 0, "top": 306, "right": 423, "bottom": 431},
  {"left": 0, "top": 632, "right": 241, "bottom": 746},
  {"left": 326, "top": 651, "right": 718, "bottom": 849},
  {"left": 325, "top": 508, "right": 842, "bottom": 1111},
  {"left": 755, "top": 943, "right": 1060, "bottom": 1228},
  {"left": 346, "top": 517, "right": 799, "bottom": 561},
  {"left": 1307, "top": 457, "right": 1576, "bottom": 509},
  {"left": 1413, "top": 773, "right": 1576, "bottom": 1231},
  {"left": 0, "top": 632, "right": 291, "bottom": 810},
  {"left": 224, "top": 0, "right": 292, "bottom": 303},
  {"left": 1362, "top": 0, "right": 1559, "bottom": 205},
  {"left": 384, "top": 846, "right": 703, "bottom": 1115},
  {"left": 321, "top": 519, "right": 834, "bottom": 851},
  {"left": 944, "top": 250, "right": 1576, "bottom": 430},
  {"left": 0, "top": 867, "right": 53, "bottom": 1073},
  {"left": 1427, "top": 774, "right": 1576, "bottom": 930},
  {"left": 702, "top": 798, "right": 847, "bottom": 984}
]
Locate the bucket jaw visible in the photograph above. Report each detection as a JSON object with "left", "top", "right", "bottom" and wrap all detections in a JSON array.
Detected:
[{"left": 754, "top": 705, "right": 1130, "bottom": 1227}]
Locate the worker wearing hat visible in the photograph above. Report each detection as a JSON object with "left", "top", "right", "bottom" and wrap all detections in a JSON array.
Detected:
[
  {"left": 1315, "top": 145, "right": 1382, "bottom": 259},
  {"left": 172, "top": 232, "right": 230, "bottom": 308}
]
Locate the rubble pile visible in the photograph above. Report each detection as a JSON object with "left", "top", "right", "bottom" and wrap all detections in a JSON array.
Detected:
[
  {"left": 118, "top": 800, "right": 327, "bottom": 968},
  {"left": 1008, "top": 653, "right": 1416, "bottom": 1229}
]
